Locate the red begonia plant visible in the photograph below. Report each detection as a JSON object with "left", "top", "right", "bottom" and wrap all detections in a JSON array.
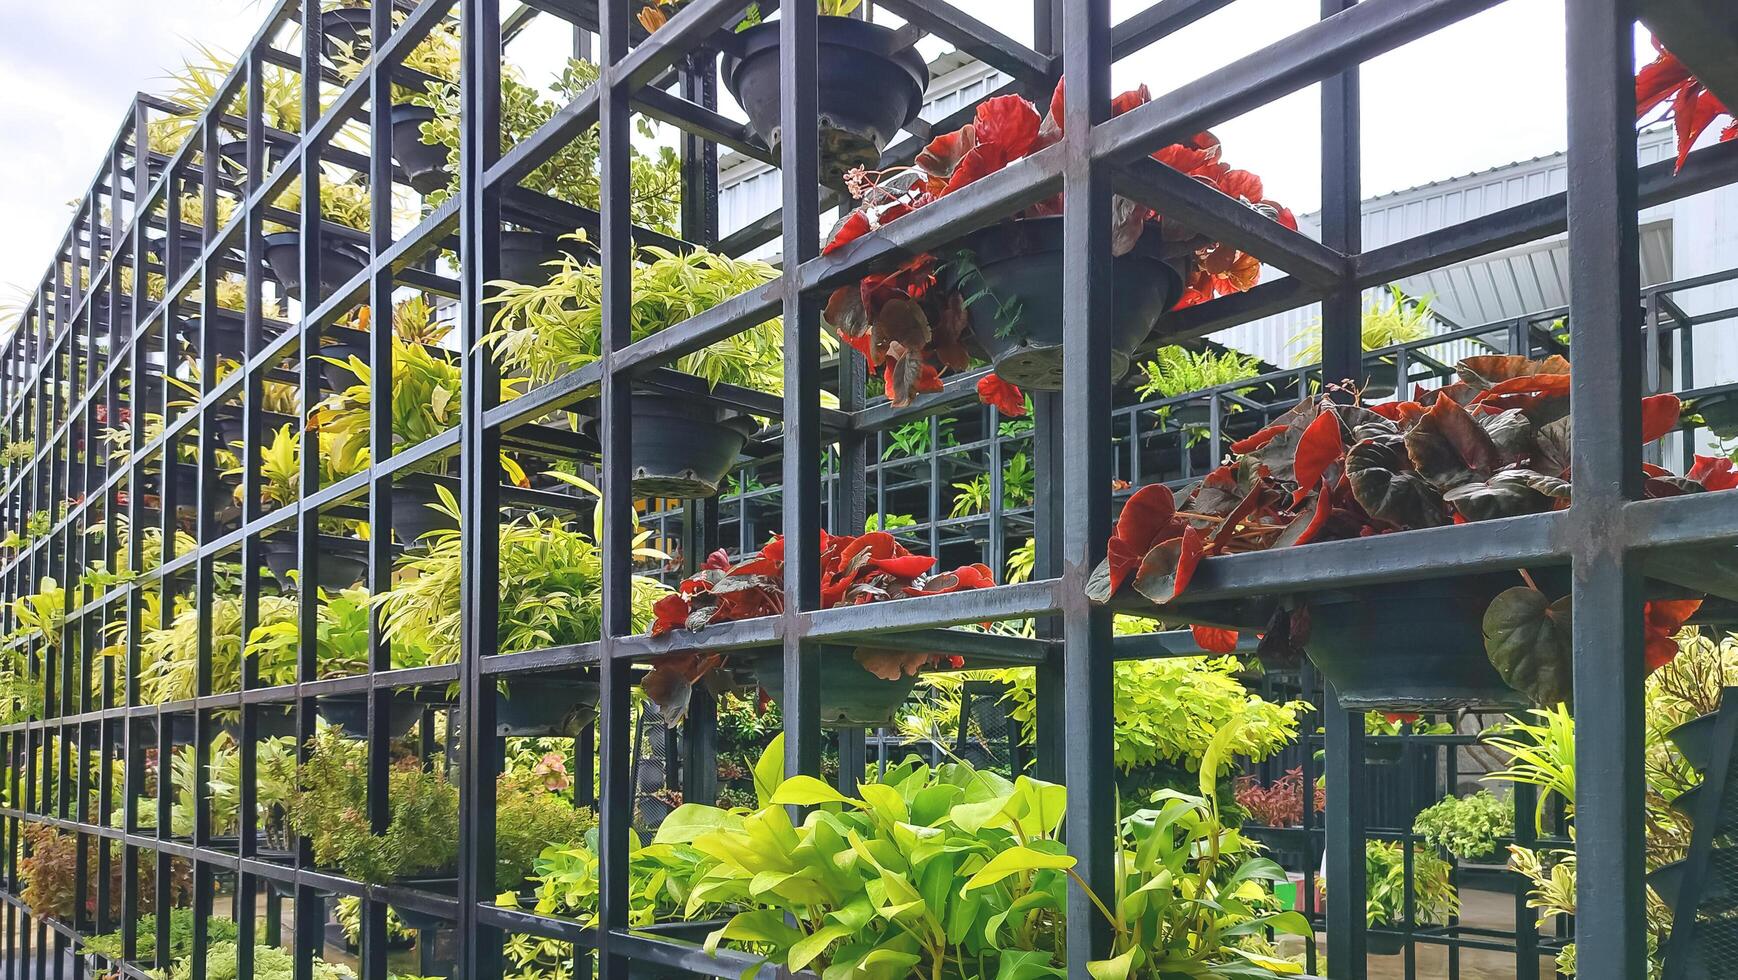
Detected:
[
  {"left": 1637, "top": 38, "right": 1736, "bottom": 173},
  {"left": 1087, "top": 354, "right": 1728, "bottom": 706},
  {"left": 641, "top": 531, "right": 992, "bottom": 719},
  {"left": 820, "top": 78, "right": 1294, "bottom": 411}
]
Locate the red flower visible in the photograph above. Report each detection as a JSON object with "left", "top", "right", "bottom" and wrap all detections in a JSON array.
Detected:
[{"left": 977, "top": 374, "right": 1027, "bottom": 416}]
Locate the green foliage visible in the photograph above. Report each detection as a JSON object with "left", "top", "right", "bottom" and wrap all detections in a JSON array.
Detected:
[
  {"left": 1483, "top": 704, "right": 1576, "bottom": 833},
  {"left": 421, "top": 59, "right": 681, "bottom": 234},
  {"left": 378, "top": 486, "right": 668, "bottom": 662},
  {"left": 240, "top": 423, "right": 370, "bottom": 508},
  {"left": 882, "top": 417, "right": 956, "bottom": 460},
  {"left": 162, "top": 942, "right": 356, "bottom": 980},
  {"left": 1290, "top": 285, "right": 1436, "bottom": 368},
  {"left": 950, "top": 451, "right": 1036, "bottom": 518},
  {"left": 1359, "top": 840, "right": 1459, "bottom": 928},
  {"left": 1411, "top": 790, "right": 1512, "bottom": 861},
  {"left": 1005, "top": 538, "right": 1037, "bottom": 585},
  {"left": 149, "top": 43, "right": 304, "bottom": 154},
  {"left": 496, "top": 770, "right": 597, "bottom": 892},
  {"left": 285, "top": 729, "right": 459, "bottom": 884},
  {"left": 485, "top": 245, "right": 785, "bottom": 391},
  {"left": 81, "top": 909, "right": 239, "bottom": 963},
  {"left": 1134, "top": 345, "right": 1262, "bottom": 401},
  {"left": 332, "top": 895, "right": 416, "bottom": 947},
  {"left": 1001, "top": 658, "right": 1307, "bottom": 774},
  {"left": 864, "top": 512, "right": 917, "bottom": 533},
  {"left": 1364, "top": 711, "right": 1454, "bottom": 736}
]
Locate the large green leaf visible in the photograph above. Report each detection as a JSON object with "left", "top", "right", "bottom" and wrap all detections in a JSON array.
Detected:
[
  {"left": 1483, "top": 586, "right": 1572, "bottom": 706},
  {"left": 770, "top": 775, "right": 861, "bottom": 808},
  {"left": 651, "top": 804, "right": 744, "bottom": 845},
  {"left": 752, "top": 732, "right": 786, "bottom": 809},
  {"left": 961, "top": 845, "right": 1076, "bottom": 893},
  {"left": 1086, "top": 948, "right": 1140, "bottom": 980}
]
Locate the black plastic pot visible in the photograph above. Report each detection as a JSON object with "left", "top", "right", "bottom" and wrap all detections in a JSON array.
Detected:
[
  {"left": 322, "top": 7, "right": 375, "bottom": 63},
  {"left": 393, "top": 472, "right": 459, "bottom": 547},
  {"left": 1671, "top": 782, "right": 1738, "bottom": 836},
  {"left": 723, "top": 17, "right": 928, "bottom": 191},
  {"left": 1670, "top": 711, "right": 1722, "bottom": 770},
  {"left": 1303, "top": 578, "right": 1531, "bottom": 712},
  {"left": 389, "top": 875, "right": 457, "bottom": 932},
  {"left": 950, "top": 216, "right": 1188, "bottom": 391},
  {"left": 217, "top": 132, "right": 287, "bottom": 178},
  {"left": 757, "top": 647, "right": 921, "bottom": 728},
  {"left": 1649, "top": 857, "right": 1735, "bottom": 911},
  {"left": 637, "top": 794, "right": 677, "bottom": 828},
  {"left": 316, "top": 690, "right": 425, "bottom": 739},
  {"left": 1365, "top": 741, "right": 1405, "bottom": 765},
  {"left": 1366, "top": 931, "right": 1407, "bottom": 956},
  {"left": 495, "top": 677, "right": 598, "bottom": 737},
  {"left": 1241, "top": 824, "right": 1311, "bottom": 872},
  {"left": 211, "top": 406, "right": 297, "bottom": 452},
  {"left": 150, "top": 226, "right": 227, "bottom": 276},
  {"left": 584, "top": 393, "right": 758, "bottom": 499},
  {"left": 498, "top": 230, "right": 595, "bottom": 286},
  {"left": 262, "top": 231, "right": 369, "bottom": 303},
  {"left": 178, "top": 309, "right": 291, "bottom": 360},
  {"left": 390, "top": 103, "right": 448, "bottom": 195},
  {"left": 318, "top": 326, "right": 370, "bottom": 392},
  {"left": 260, "top": 535, "right": 369, "bottom": 592}
]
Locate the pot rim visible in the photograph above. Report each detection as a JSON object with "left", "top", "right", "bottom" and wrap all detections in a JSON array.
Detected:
[{"left": 722, "top": 17, "right": 929, "bottom": 131}]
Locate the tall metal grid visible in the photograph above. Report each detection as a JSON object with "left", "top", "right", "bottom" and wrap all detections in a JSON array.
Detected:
[{"left": 0, "top": 0, "right": 1729, "bottom": 977}]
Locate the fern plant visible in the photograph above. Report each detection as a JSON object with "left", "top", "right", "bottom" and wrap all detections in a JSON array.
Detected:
[
  {"left": 1290, "top": 285, "right": 1437, "bottom": 367},
  {"left": 1134, "top": 345, "right": 1262, "bottom": 402}
]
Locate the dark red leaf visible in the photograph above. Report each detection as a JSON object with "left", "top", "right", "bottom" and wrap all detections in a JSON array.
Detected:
[
  {"left": 1292, "top": 410, "right": 1344, "bottom": 495},
  {"left": 650, "top": 593, "right": 689, "bottom": 637},
  {"left": 973, "top": 95, "right": 1041, "bottom": 158},
  {"left": 1231, "top": 423, "right": 1289, "bottom": 454},
  {"left": 1641, "top": 393, "right": 1682, "bottom": 443},
  {"left": 822, "top": 211, "right": 871, "bottom": 255},
  {"left": 868, "top": 555, "right": 937, "bottom": 580},
  {"left": 915, "top": 124, "right": 978, "bottom": 177},
  {"left": 977, "top": 374, "right": 1027, "bottom": 416},
  {"left": 1114, "top": 483, "right": 1178, "bottom": 552},
  {"left": 943, "top": 143, "right": 1013, "bottom": 195},
  {"left": 1645, "top": 599, "right": 1702, "bottom": 671},
  {"left": 1192, "top": 625, "right": 1240, "bottom": 654},
  {"left": 1129, "top": 524, "right": 1205, "bottom": 604}
]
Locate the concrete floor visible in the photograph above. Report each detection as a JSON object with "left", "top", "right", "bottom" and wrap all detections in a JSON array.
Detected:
[{"left": 1280, "top": 884, "right": 1563, "bottom": 979}]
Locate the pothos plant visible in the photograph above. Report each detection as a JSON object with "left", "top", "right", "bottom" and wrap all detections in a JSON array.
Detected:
[
  {"left": 640, "top": 531, "right": 994, "bottom": 721},
  {"left": 1084, "top": 354, "right": 1726, "bottom": 706},
  {"left": 820, "top": 79, "right": 1292, "bottom": 410}
]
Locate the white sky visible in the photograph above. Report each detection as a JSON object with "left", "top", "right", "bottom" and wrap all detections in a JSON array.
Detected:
[{"left": 0, "top": 0, "right": 1653, "bottom": 299}]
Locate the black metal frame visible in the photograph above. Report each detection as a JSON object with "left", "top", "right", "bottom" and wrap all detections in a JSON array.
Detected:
[{"left": 0, "top": 0, "right": 1724, "bottom": 977}]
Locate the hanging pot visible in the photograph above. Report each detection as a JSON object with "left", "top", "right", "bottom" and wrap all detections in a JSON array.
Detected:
[
  {"left": 315, "top": 690, "right": 425, "bottom": 739},
  {"left": 1364, "top": 741, "right": 1406, "bottom": 765},
  {"left": 1303, "top": 578, "right": 1531, "bottom": 712},
  {"left": 1648, "top": 857, "right": 1736, "bottom": 911},
  {"left": 388, "top": 875, "right": 457, "bottom": 932},
  {"left": 756, "top": 647, "right": 921, "bottom": 728},
  {"left": 318, "top": 325, "right": 370, "bottom": 392},
  {"left": 722, "top": 17, "right": 928, "bottom": 191},
  {"left": 1670, "top": 783, "right": 1738, "bottom": 836},
  {"left": 262, "top": 231, "right": 369, "bottom": 303},
  {"left": 949, "top": 216, "right": 1188, "bottom": 391},
  {"left": 498, "top": 230, "right": 595, "bottom": 286},
  {"left": 149, "top": 225, "right": 225, "bottom": 277},
  {"left": 392, "top": 472, "right": 459, "bottom": 547},
  {"left": 322, "top": 7, "right": 376, "bottom": 63},
  {"left": 211, "top": 406, "right": 297, "bottom": 452},
  {"left": 1669, "top": 711, "right": 1722, "bottom": 770},
  {"left": 390, "top": 103, "right": 448, "bottom": 195},
  {"left": 217, "top": 132, "right": 288, "bottom": 178},
  {"left": 583, "top": 393, "right": 759, "bottom": 500},
  {"left": 260, "top": 535, "right": 370, "bottom": 592},
  {"left": 495, "top": 677, "right": 598, "bottom": 737},
  {"left": 1366, "top": 932, "right": 1407, "bottom": 957}
]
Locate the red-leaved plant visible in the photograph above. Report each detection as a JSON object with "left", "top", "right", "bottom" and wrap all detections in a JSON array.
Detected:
[
  {"left": 1087, "top": 354, "right": 1731, "bottom": 705},
  {"left": 821, "top": 78, "right": 1294, "bottom": 410},
  {"left": 1637, "top": 38, "right": 1737, "bottom": 173},
  {"left": 641, "top": 531, "right": 993, "bottom": 719},
  {"left": 1235, "top": 767, "right": 1325, "bottom": 829}
]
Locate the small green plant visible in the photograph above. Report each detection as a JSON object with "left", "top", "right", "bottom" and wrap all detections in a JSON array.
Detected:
[
  {"left": 1290, "top": 285, "right": 1436, "bottom": 368},
  {"left": 161, "top": 942, "right": 356, "bottom": 980},
  {"left": 150, "top": 43, "right": 305, "bottom": 154},
  {"left": 484, "top": 245, "right": 786, "bottom": 392},
  {"left": 1365, "top": 710, "right": 1454, "bottom": 737},
  {"left": 882, "top": 416, "right": 956, "bottom": 460},
  {"left": 863, "top": 512, "right": 916, "bottom": 533},
  {"left": 286, "top": 729, "right": 459, "bottom": 884},
  {"left": 1359, "top": 840, "right": 1459, "bottom": 928},
  {"left": 81, "top": 909, "right": 239, "bottom": 964},
  {"left": 1134, "top": 345, "right": 1262, "bottom": 402},
  {"left": 1412, "top": 790, "right": 1513, "bottom": 862},
  {"left": 332, "top": 895, "right": 417, "bottom": 948},
  {"left": 950, "top": 451, "right": 1036, "bottom": 518}
]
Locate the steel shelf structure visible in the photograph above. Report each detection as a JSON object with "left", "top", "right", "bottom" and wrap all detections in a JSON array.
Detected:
[{"left": 0, "top": 0, "right": 1728, "bottom": 978}]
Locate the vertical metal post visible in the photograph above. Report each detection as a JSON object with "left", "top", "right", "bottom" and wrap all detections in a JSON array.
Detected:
[
  {"left": 1565, "top": 2, "right": 1647, "bottom": 978},
  {"left": 779, "top": 0, "right": 823, "bottom": 780},
  {"left": 459, "top": 0, "right": 505, "bottom": 975},
  {"left": 1320, "top": 0, "right": 1365, "bottom": 974},
  {"left": 1060, "top": 0, "right": 1116, "bottom": 974}
]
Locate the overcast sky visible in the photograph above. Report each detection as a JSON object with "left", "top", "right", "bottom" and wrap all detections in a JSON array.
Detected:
[{"left": 0, "top": 0, "right": 1645, "bottom": 302}]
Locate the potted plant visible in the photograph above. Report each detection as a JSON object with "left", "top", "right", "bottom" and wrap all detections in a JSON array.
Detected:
[
  {"left": 378, "top": 481, "right": 668, "bottom": 734},
  {"left": 485, "top": 244, "right": 785, "bottom": 498},
  {"left": 1134, "top": 343, "right": 1264, "bottom": 429},
  {"left": 418, "top": 58, "right": 682, "bottom": 272},
  {"left": 238, "top": 423, "right": 372, "bottom": 590},
  {"left": 1288, "top": 285, "right": 1437, "bottom": 398},
  {"left": 331, "top": 15, "right": 460, "bottom": 196},
  {"left": 1354, "top": 840, "right": 1459, "bottom": 956},
  {"left": 81, "top": 910, "right": 240, "bottom": 970},
  {"left": 1363, "top": 710, "right": 1454, "bottom": 764},
  {"left": 320, "top": 0, "right": 377, "bottom": 64},
  {"left": 718, "top": 1, "right": 930, "bottom": 191},
  {"left": 642, "top": 531, "right": 994, "bottom": 726},
  {"left": 1412, "top": 789, "right": 1513, "bottom": 864},
  {"left": 149, "top": 43, "right": 304, "bottom": 168},
  {"left": 1235, "top": 766, "right": 1323, "bottom": 871},
  {"left": 1086, "top": 354, "right": 1727, "bottom": 711},
  {"left": 822, "top": 81, "right": 1291, "bottom": 403},
  {"left": 260, "top": 174, "right": 374, "bottom": 301}
]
